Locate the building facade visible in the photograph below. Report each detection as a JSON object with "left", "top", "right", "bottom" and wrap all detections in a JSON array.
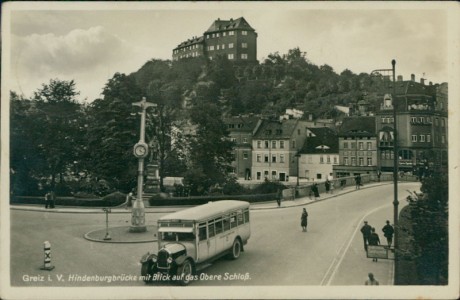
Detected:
[
  {"left": 224, "top": 115, "right": 262, "bottom": 180},
  {"left": 333, "top": 116, "right": 379, "bottom": 177},
  {"left": 251, "top": 119, "right": 309, "bottom": 182},
  {"left": 172, "top": 17, "right": 258, "bottom": 63},
  {"left": 375, "top": 76, "right": 448, "bottom": 175},
  {"left": 298, "top": 127, "right": 339, "bottom": 181}
]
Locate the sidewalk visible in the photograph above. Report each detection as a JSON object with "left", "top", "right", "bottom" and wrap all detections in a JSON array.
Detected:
[{"left": 10, "top": 181, "right": 392, "bottom": 214}]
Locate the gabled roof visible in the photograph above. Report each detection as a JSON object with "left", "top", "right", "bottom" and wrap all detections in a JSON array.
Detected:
[
  {"left": 300, "top": 127, "right": 338, "bottom": 154},
  {"left": 175, "top": 36, "right": 205, "bottom": 49},
  {"left": 338, "top": 116, "right": 376, "bottom": 137},
  {"left": 205, "top": 17, "right": 255, "bottom": 33},
  {"left": 223, "top": 115, "right": 261, "bottom": 133},
  {"left": 253, "top": 119, "right": 299, "bottom": 139}
]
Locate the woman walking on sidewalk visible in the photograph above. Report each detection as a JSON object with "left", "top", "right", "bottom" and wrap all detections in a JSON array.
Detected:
[{"left": 300, "top": 208, "right": 308, "bottom": 232}]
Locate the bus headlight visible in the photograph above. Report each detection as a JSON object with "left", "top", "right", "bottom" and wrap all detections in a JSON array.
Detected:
[
  {"left": 152, "top": 256, "right": 157, "bottom": 263},
  {"left": 167, "top": 257, "right": 173, "bottom": 264}
]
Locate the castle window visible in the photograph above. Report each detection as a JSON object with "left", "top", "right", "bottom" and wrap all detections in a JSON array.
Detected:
[
  {"left": 242, "top": 30, "right": 248, "bottom": 35},
  {"left": 229, "top": 31, "right": 235, "bottom": 36},
  {"left": 242, "top": 42, "right": 248, "bottom": 48},
  {"left": 223, "top": 32, "right": 226, "bottom": 37},
  {"left": 241, "top": 54, "right": 248, "bottom": 59},
  {"left": 427, "top": 135, "right": 431, "bottom": 142},
  {"left": 420, "top": 135, "right": 425, "bottom": 142},
  {"left": 217, "top": 45, "right": 220, "bottom": 50},
  {"left": 216, "top": 33, "right": 220, "bottom": 37},
  {"left": 229, "top": 43, "right": 234, "bottom": 48},
  {"left": 411, "top": 135, "right": 417, "bottom": 142},
  {"left": 222, "top": 44, "right": 225, "bottom": 49},
  {"left": 228, "top": 54, "right": 234, "bottom": 60},
  {"left": 212, "top": 33, "right": 215, "bottom": 38}
]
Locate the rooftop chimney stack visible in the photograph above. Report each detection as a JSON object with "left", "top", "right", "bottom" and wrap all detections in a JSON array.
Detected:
[
  {"left": 411, "top": 74, "right": 415, "bottom": 82},
  {"left": 397, "top": 75, "right": 403, "bottom": 82},
  {"left": 420, "top": 78, "right": 425, "bottom": 85}
]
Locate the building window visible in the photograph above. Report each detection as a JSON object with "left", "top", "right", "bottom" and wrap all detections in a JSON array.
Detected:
[
  {"left": 222, "top": 44, "right": 225, "bottom": 49},
  {"left": 264, "top": 141, "right": 269, "bottom": 148},
  {"left": 411, "top": 117, "right": 417, "bottom": 124},
  {"left": 435, "top": 118, "right": 439, "bottom": 126},
  {"left": 367, "top": 158, "right": 372, "bottom": 166},
  {"left": 427, "top": 134, "right": 431, "bottom": 142},
  {"left": 212, "top": 33, "right": 215, "bottom": 38},
  {"left": 264, "top": 154, "right": 269, "bottom": 163},
  {"left": 334, "top": 156, "right": 338, "bottom": 164},
  {"left": 256, "top": 172, "right": 261, "bottom": 180},
  {"left": 442, "top": 135, "right": 445, "bottom": 143},
  {"left": 320, "top": 156, "right": 324, "bottom": 164},
  {"left": 359, "top": 142, "right": 364, "bottom": 150},
  {"left": 280, "top": 141, "right": 285, "bottom": 149},
  {"left": 229, "top": 31, "right": 235, "bottom": 36},
  {"left": 243, "top": 151, "right": 248, "bottom": 159},
  {"left": 228, "top": 54, "right": 234, "bottom": 60},
  {"left": 216, "top": 33, "right": 220, "bottom": 37},
  {"left": 272, "top": 141, "right": 276, "bottom": 148},
  {"left": 292, "top": 140, "right": 296, "bottom": 149},
  {"left": 242, "top": 42, "right": 248, "bottom": 48},
  {"left": 242, "top": 30, "right": 248, "bottom": 35},
  {"left": 411, "top": 135, "right": 417, "bottom": 142},
  {"left": 257, "top": 141, "right": 261, "bottom": 148},
  {"left": 241, "top": 53, "right": 248, "bottom": 59},
  {"left": 280, "top": 154, "right": 285, "bottom": 163},
  {"left": 367, "top": 142, "right": 372, "bottom": 150},
  {"left": 272, "top": 155, "right": 277, "bottom": 163},
  {"left": 327, "top": 156, "right": 331, "bottom": 164},
  {"left": 209, "top": 46, "right": 215, "bottom": 51},
  {"left": 216, "top": 45, "right": 220, "bottom": 50},
  {"left": 420, "top": 135, "right": 425, "bottom": 142},
  {"left": 351, "top": 157, "right": 356, "bottom": 166},
  {"left": 223, "top": 32, "right": 226, "bottom": 37},
  {"left": 272, "top": 171, "right": 277, "bottom": 180},
  {"left": 351, "top": 142, "right": 356, "bottom": 149},
  {"left": 344, "top": 142, "right": 348, "bottom": 149},
  {"left": 441, "top": 119, "right": 445, "bottom": 127},
  {"left": 359, "top": 157, "right": 364, "bottom": 166},
  {"left": 229, "top": 43, "right": 234, "bottom": 48},
  {"left": 344, "top": 157, "right": 349, "bottom": 165},
  {"left": 256, "top": 154, "right": 261, "bottom": 162}
]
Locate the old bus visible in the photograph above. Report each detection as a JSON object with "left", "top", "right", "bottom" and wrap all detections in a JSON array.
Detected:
[{"left": 140, "top": 200, "right": 251, "bottom": 285}]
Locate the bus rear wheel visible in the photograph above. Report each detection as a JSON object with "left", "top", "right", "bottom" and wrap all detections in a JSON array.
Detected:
[{"left": 229, "top": 238, "right": 242, "bottom": 260}]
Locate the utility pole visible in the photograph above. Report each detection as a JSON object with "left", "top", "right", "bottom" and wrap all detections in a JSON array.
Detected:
[{"left": 130, "top": 97, "right": 157, "bottom": 233}]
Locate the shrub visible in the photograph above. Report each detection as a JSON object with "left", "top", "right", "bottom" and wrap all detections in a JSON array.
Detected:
[
  {"left": 102, "top": 191, "right": 127, "bottom": 206},
  {"left": 251, "top": 180, "right": 287, "bottom": 194}
]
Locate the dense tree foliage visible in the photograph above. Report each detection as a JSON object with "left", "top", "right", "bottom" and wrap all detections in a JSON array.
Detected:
[{"left": 9, "top": 47, "right": 408, "bottom": 196}]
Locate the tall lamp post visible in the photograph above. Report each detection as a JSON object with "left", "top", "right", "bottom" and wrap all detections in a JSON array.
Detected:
[
  {"left": 130, "top": 97, "right": 157, "bottom": 233},
  {"left": 295, "top": 152, "right": 301, "bottom": 198},
  {"left": 371, "top": 59, "right": 399, "bottom": 272}
]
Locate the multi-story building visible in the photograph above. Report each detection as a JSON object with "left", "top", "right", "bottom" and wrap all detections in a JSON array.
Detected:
[
  {"left": 333, "top": 116, "right": 379, "bottom": 177},
  {"left": 298, "top": 127, "right": 339, "bottom": 181},
  {"left": 224, "top": 115, "right": 262, "bottom": 180},
  {"left": 251, "top": 118, "right": 309, "bottom": 182},
  {"left": 172, "top": 17, "right": 258, "bottom": 63},
  {"left": 375, "top": 75, "right": 448, "bottom": 174}
]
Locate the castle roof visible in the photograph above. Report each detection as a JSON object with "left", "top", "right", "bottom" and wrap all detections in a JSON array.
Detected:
[{"left": 205, "top": 17, "right": 255, "bottom": 33}]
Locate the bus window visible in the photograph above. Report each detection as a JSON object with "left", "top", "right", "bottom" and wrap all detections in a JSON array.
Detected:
[
  {"left": 215, "top": 218, "right": 223, "bottom": 234},
  {"left": 237, "top": 211, "right": 244, "bottom": 225},
  {"left": 198, "top": 224, "right": 207, "bottom": 241},
  {"left": 177, "top": 232, "right": 195, "bottom": 241},
  {"left": 230, "top": 213, "right": 237, "bottom": 228},
  {"left": 208, "top": 221, "right": 216, "bottom": 237},
  {"left": 223, "top": 215, "right": 230, "bottom": 231},
  {"left": 244, "top": 210, "right": 250, "bottom": 223}
]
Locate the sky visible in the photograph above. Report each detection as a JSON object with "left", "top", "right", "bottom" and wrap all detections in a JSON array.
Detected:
[{"left": 4, "top": 1, "right": 454, "bottom": 102}]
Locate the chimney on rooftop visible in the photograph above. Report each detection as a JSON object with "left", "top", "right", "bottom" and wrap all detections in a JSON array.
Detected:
[
  {"left": 397, "top": 75, "right": 403, "bottom": 82},
  {"left": 411, "top": 74, "right": 415, "bottom": 82},
  {"left": 420, "top": 78, "right": 425, "bottom": 85},
  {"left": 429, "top": 81, "right": 433, "bottom": 86}
]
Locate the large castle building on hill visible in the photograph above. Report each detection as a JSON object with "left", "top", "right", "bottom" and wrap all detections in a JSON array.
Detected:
[{"left": 172, "top": 17, "right": 258, "bottom": 63}]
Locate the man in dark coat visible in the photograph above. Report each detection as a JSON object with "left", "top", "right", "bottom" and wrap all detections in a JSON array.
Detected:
[
  {"left": 368, "top": 227, "right": 381, "bottom": 261},
  {"left": 360, "top": 221, "right": 372, "bottom": 251},
  {"left": 382, "top": 220, "right": 395, "bottom": 248}
]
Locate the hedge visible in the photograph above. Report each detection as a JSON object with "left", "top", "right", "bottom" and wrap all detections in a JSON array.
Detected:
[
  {"left": 11, "top": 195, "right": 125, "bottom": 207},
  {"left": 149, "top": 193, "right": 277, "bottom": 206}
]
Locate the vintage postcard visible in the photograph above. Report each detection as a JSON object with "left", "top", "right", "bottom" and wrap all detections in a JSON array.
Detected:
[{"left": 1, "top": 1, "right": 459, "bottom": 300}]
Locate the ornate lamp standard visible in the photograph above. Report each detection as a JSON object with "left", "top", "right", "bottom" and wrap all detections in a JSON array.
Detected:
[
  {"left": 371, "top": 59, "right": 399, "bottom": 262},
  {"left": 130, "top": 97, "right": 157, "bottom": 233}
]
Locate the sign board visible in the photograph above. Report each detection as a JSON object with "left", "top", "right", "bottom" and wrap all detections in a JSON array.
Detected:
[{"left": 367, "top": 245, "right": 389, "bottom": 259}]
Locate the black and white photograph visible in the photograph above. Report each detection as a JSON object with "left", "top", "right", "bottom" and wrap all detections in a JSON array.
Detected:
[{"left": 1, "top": 1, "right": 459, "bottom": 300}]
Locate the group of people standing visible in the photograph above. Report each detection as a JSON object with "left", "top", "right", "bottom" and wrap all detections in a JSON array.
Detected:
[
  {"left": 360, "top": 220, "right": 394, "bottom": 262},
  {"left": 44, "top": 191, "right": 56, "bottom": 209}
]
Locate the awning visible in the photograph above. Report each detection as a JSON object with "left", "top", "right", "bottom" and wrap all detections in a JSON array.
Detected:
[{"left": 158, "top": 227, "right": 194, "bottom": 233}]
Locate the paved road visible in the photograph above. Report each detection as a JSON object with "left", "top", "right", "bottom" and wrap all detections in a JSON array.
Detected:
[{"left": 9, "top": 182, "right": 420, "bottom": 288}]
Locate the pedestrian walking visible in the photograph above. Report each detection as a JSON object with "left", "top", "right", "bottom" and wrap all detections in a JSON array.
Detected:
[
  {"left": 382, "top": 220, "right": 394, "bottom": 248},
  {"left": 368, "top": 227, "right": 381, "bottom": 261},
  {"left": 325, "top": 179, "right": 330, "bottom": 194},
  {"left": 276, "top": 189, "right": 282, "bottom": 207},
  {"left": 355, "top": 174, "right": 362, "bottom": 190},
  {"left": 329, "top": 180, "right": 335, "bottom": 194},
  {"left": 300, "top": 208, "right": 308, "bottom": 232},
  {"left": 365, "top": 273, "right": 379, "bottom": 285},
  {"left": 44, "top": 192, "right": 51, "bottom": 209},
  {"left": 377, "top": 170, "right": 382, "bottom": 182},
  {"left": 312, "top": 183, "right": 320, "bottom": 199},
  {"left": 126, "top": 191, "right": 134, "bottom": 208},
  {"left": 360, "top": 221, "right": 372, "bottom": 251},
  {"left": 340, "top": 179, "right": 346, "bottom": 190}
]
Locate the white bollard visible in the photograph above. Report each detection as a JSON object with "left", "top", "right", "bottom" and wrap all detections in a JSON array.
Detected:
[{"left": 40, "top": 241, "right": 55, "bottom": 270}]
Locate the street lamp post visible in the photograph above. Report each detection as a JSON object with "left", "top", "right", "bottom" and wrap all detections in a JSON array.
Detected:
[
  {"left": 295, "top": 152, "right": 301, "bottom": 198},
  {"left": 371, "top": 59, "right": 399, "bottom": 277},
  {"left": 130, "top": 97, "right": 157, "bottom": 233}
]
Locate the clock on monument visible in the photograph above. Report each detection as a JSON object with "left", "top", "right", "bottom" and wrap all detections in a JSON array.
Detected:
[{"left": 133, "top": 142, "right": 149, "bottom": 158}]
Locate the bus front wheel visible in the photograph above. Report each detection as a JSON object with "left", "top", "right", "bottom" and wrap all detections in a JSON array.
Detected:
[
  {"left": 177, "top": 259, "right": 194, "bottom": 286},
  {"left": 141, "top": 261, "right": 155, "bottom": 283},
  {"left": 229, "top": 238, "right": 242, "bottom": 260}
]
